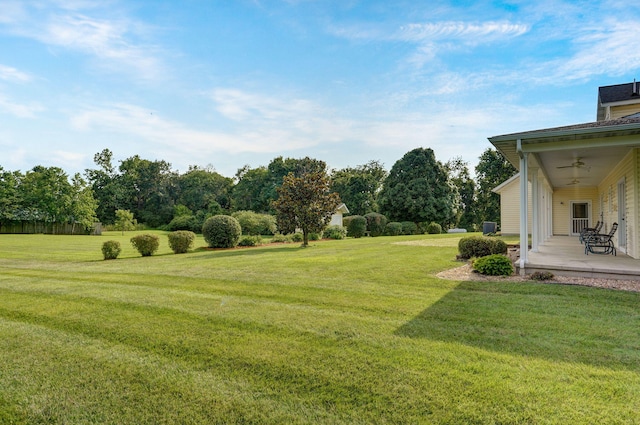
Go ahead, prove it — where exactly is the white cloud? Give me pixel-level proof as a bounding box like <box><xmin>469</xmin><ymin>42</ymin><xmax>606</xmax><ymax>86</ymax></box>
<box><xmin>397</xmin><ymin>21</ymin><xmax>529</xmax><ymax>43</ymax></box>
<box><xmin>0</xmin><ymin>94</ymin><xmax>43</xmax><ymax>118</ymax></box>
<box><xmin>0</xmin><ymin>64</ymin><xmax>31</xmax><ymax>82</ymax></box>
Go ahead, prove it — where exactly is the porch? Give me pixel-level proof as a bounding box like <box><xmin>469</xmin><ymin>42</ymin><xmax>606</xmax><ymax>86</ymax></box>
<box><xmin>520</xmin><ymin>236</ymin><xmax>640</xmax><ymax>280</ymax></box>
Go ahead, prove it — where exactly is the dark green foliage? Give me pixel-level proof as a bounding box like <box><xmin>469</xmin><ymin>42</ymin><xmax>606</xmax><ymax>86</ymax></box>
<box><xmin>101</xmin><ymin>240</ymin><xmax>121</xmax><ymax>260</ymax></box>
<box><xmin>444</xmin><ymin>157</ymin><xmax>477</xmax><ymax>230</ymax></box>
<box><xmin>324</xmin><ymin>225</ymin><xmax>347</xmax><ymax>240</ymax></box>
<box><xmin>426</xmin><ymin>222</ymin><xmax>443</xmax><ymax>234</ymax></box>
<box><xmin>364</xmin><ymin>212</ymin><xmax>387</xmax><ymax>237</ymax></box>
<box><xmin>330</xmin><ymin>161</ymin><xmax>387</xmax><ymax>216</ymax></box>
<box><xmin>130</xmin><ymin>234</ymin><xmax>160</xmax><ymax>257</ymax></box>
<box><xmin>167</xmin><ymin>231</ymin><xmax>196</xmax><ymax>254</ymax></box>
<box><xmin>347</xmin><ymin>215</ymin><xmax>367</xmax><ymax>238</ymax></box>
<box><xmin>458</xmin><ymin>236</ymin><xmax>507</xmax><ymax>259</ymax></box>
<box><xmin>472</xmin><ymin>254</ymin><xmax>514</xmax><ymax>276</ymax></box>
<box><xmin>530</xmin><ymin>271</ymin><xmax>555</xmax><ymax>281</ymax></box>
<box><xmin>202</xmin><ymin>215</ymin><xmax>242</xmax><ymax>248</ymax></box>
<box><xmin>475</xmin><ymin>148</ymin><xmax>517</xmax><ymax>228</ymax></box>
<box><xmin>290</xmin><ymin>233</ymin><xmax>304</xmax><ymax>243</ymax></box>
<box><xmin>401</xmin><ymin>221</ymin><xmax>418</xmax><ymax>235</ymax></box>
<box><xmin>308</xmin><ymin>232</ymin><xmax>322</xmax><ymax>241</ymax></box>
<box><xmin>270</xmin><ymin>233</ymin><xmax>290</xmax><ymax>243</ymax></box>
<box><xmin>232</xmin><ymin>210</ymin><xmax>277</xmax><ymax>235</ymax></box>
<box><xmin>272</xmin><ymin>164</ymin><xmax>341</xmax><ymax>246</ymax></box>
<box><xmin>378</xmin><ymin>148</ymin><xmax>457</xmax><ymax>224</ymax></box>
<box><xmin>238</xmin><ymin>235</ymin><xmax>263</xmax><ymax>247</ymax></box>
<box><xmin>385</xmin><ymin>222</ymin><xmax>403</xmax><ymax>236</ymax></box>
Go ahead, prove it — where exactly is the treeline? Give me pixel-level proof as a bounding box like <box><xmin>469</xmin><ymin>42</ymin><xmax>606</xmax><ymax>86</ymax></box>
<box><xmin>0</xmin><ymin>147</ymin><xmax>516</xmax><ymax>233</ymax></box>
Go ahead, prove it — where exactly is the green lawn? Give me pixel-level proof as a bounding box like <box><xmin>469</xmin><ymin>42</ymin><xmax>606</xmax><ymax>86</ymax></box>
<box><xmin>1</xmin><ymin>231</ymin><xmax>639</xmax><ymax>424</ymax></box>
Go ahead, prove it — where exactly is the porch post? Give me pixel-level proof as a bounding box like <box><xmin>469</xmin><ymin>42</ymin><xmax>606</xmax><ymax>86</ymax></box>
<box><xmin>531</xmin><ymin>167</ymin><xmax>539</xmax><ymax>252</ymax></box>
<box><xmin>517</xmin><ymin>139</ymin><xmax>528</xmax><ymax>274</ymax></box>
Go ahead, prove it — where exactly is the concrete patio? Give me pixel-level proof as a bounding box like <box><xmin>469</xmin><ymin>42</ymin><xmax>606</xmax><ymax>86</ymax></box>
<box><xmin>520</xmin><ymin>236</ymin><xmax>640</xmax><ymax>280</ymax></box>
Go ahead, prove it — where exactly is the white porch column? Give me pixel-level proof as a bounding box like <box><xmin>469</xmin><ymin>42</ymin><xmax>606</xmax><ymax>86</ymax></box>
<box><xmin>530</xmin><ymin>167</ymin><xmax>539</xmax><ymax>252</ymax></box>
<box><xmin>518</xmin><ymin>139</ymin><xmax>528</xmax><ymax>273</ymax></box>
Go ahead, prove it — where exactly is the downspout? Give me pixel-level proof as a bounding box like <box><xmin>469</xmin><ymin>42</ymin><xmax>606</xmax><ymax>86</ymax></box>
<box><xmin>517</xmin><ymin>139</ymin><xmax>528</xmax><ymax>275</ymax></box>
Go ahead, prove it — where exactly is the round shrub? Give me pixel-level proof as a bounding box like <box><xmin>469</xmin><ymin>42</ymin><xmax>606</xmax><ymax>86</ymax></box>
<box><xmin>458</xmin><ymin>236</ymin><xmax>493</xmax><ymax>259</ymax></box>
<box><xmin>385</xmin><ymin>222</ymin><xmax>403</xmax><ymax>236</ymax></box>
<box><xmin>324</xmin><ymin>225</ymin><xmax>347</xmax><ymax>240</ymax></box>
<box><xmin>426</xmin><ymin>222</ymin><xmax>442</xmax><ymax>234</ymax></box>
<box><xmin>290</xmin><ymin>232</ymin><xmax>304</xmax><ymax>243</ymax></box>
<box><xmin>490</xmin><ymin>238</ymin><xmax>508</xmax><ymax>255</ymax></box>
<box><xmin>347</xmin><ymin>215</ymin><xmax>367</xmax><ymax>238</ymax></box>
<box><xmin>130</xmin><ymin>234</ymin><xmax>160</xmax><ymax>257</ymax></box>
<box><xmin>101</xmin><ymin>240</ymin><xmax>121</xmax><ymax>260</ymax></box>
<box><xmin>238</xmin><ymin>235</ymin><xmax>263</xmax><ymax>247</ymax></box>
<box><xmin>472</xmin><ymin>254</ymin><xmax>514</xmax><ymax>276</ymax></box>
<box><xmin>202</xmin><ymin>215</ymin><xmax>242</xmax><ymax>248</ymax></box>
<box><xmin>167</xmin><ymin>230</ymin><xmax>196</xmax><ymax>254</ymax></box>
<box><xmin>270</xmin><ymin>233</ymin><xmax>290</xmax><ymax>243</ymax></box>
<box><xmin>232</xmin><ymin>210</ymin><xmax>277</xmax><ymax>235</ymax></box>
<box><xmin>308</xmin><ymin>232</ymin><xmax>322</xmax><ymax>241</ymax></box>
<box><xmin>401</xmin><ymin>221</ymin><xmax>419</xmax><ymax>235</ymax></box>
<box><xmin>166</xmin><ymin>215</ymin><xmax>199</xmax><ymax>232</ymax></box>
<box><xmin>529</xmin><ymin>271</ymin><xmax>554</xmax><ymax>281</ymax></box>
<box><xmin>364</xmin><ymin>213</ymin><xmax>387</xmax><ymax>237</ymax></box>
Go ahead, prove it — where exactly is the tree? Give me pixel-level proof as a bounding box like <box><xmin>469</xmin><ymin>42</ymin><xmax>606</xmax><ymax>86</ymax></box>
<box><xmin>85</xmin><ymin>149</ymin><xmax>128</xmax><ymax>225</ymax></box>
<box><xmin>475</xmin><ymin>148</ymin><xmax>517</xmax><ymax>227</ymax></box>
<box><xmin>177</xmin><ymin>166</ymin><xmax>232</xmax><ymax>214</ymax></box>
<box><xmin>20</xmin><ymin>166</ymin><xmax>74</xmax><ymax>227</ymax></box>
<box><xmin>272</xmin><ymin>170</ymin><xmax>340</xmax><ymax>247</ymax></box>
<box><xmin>232</xmin><ymin>165</ymin><xmax>272</xmax><ymax>212</ymax></box>
<box><xmin>378</xmin><ymin>148</ymin><xmax>457</xmax><ymax>226</ymax></box>
<box><xmin>114</xmin><ymin>209</ymin><xmax>137</xmax><ymax>234</ymax></box>
<box><xmin>444</xmin><ymin>157</ymin><xmax>476</xmax><ymax>231</ymax></box>
<box><xmin>0</xmin><ymin>167</ymin><xmax>22</xmax><ymax>227</ymax></box>
<box><xmin>330</xmin><ymin>160</ymin><xmax>387</xmax><ymax>216</ymax></box>
<box><xmin>69</xmin><ymin>173</ymin><xmax>99</xmax><ymax>232</ymax></box>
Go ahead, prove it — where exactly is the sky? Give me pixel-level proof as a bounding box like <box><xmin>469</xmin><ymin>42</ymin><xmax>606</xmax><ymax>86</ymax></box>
<box><xmin>1</xmin><ymin>0</ymin><xmax>640</xmax><ymax>179</ymax></box>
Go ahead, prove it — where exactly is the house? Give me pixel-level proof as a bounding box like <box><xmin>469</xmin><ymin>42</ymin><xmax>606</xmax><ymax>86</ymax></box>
<box><xmin>488</xmin><ymin>81</ymin><xmax>640</xmax><ymax>274</ymax></box>
<box><xmin>491</xmin><ymin>173</ymin><xmax>532</xmax><ymax>235</ymax></box>
<box><xmin>329</xmin><ymin>203</ymin><xmax>349</xmax><ymax>227</ymax></box>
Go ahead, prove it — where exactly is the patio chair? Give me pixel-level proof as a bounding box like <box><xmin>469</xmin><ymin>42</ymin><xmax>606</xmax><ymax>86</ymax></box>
<box><xmin>579</xmin><ymin>220</ymin><xmax>602</xmax><ymax>244</ymax></box>
<box><xmin>584</xmin><ymin>222</ymin><xmax>618</xmax><ymax>256</ymax></box>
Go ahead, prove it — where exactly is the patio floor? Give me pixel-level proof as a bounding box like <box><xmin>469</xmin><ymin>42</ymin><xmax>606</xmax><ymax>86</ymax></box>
<box><xmin>521</xmin><ymin>236</ymin><xmax>640</xmax><ymax>280</ymax></box>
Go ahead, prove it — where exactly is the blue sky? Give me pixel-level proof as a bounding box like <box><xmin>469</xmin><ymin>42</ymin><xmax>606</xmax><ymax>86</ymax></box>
<box><xmin>1</xmin><ymin>0</ymin><xmax>640</xmax><ymax>178</ymax></box>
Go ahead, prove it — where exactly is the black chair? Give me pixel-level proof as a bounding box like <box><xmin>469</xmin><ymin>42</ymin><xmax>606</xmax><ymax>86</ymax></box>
<box><xmin>579</xmin><ymin>221</ymin><xmax>602</xmax><ymax>244</ymax></box>
<box><xmin>585</xmin><ymin>222</ymin><xmax>618</xmax><ymax>256</ymax></box>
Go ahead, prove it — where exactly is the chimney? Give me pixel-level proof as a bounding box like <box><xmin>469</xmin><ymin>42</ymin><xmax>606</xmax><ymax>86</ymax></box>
<box><xmin>633</xmin><ymin>79</ymin><xmax>639</xmax><ymax>96</ymax></box>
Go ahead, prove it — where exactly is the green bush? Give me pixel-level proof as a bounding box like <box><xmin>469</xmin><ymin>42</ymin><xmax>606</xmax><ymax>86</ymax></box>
<box><xmin>324</xmin><ymin>225</ymin><xmax>347</xmax><ymax>240</ymax></box>
<box><xmin>232</xmin><ymin>210</ymin><xmax>277</xmax><ymax>235</ymax></box>
<box><xmin>270</xmin><ymin>233</ymin><xmax>290</xmax><ymax>243</ymax></box>
<box><xmin>130</xmin><ymin>234</ymin><xmax>160</xmax><ymax>257</ymax></box>
<box><xmin>167</xmin><ymin>230</ymin><xmax>196</xmax><ymax>254</ymax></box>
<box><xmin>238</xmin><ymin>235</ymin><xmax>263</xmax><ymax>247</ymax></box>
<box><xmin>426</xmin><ymin>222</ymin><xmax>442</xmax><ymax>234</ymax></box>
<box><xmin>166</xmin><ymin>215</ymin><xmax>199</xmax><ymax>232</ymax></box>
<box><xmin>347</xmin><ymin>215</ymin><xmax>367</xmax><ymax>238</ymax></box>
<box><xmin>401</xmin><ymin>221</ymin><xmax>419</xmax><ymax>235</ymax></box>
<box><xmin>458</xmin><ymin>236</ymin><xmax>507</xmax><ymax>259</ymax></box>
<box><xmin>472</xmin><ymin>254</ymin><xmax>514</xmax><ymax>276</ymax></box>
<box><xmin>101</xmin><ymin>240</ymin><xmax>121</xmax><ymax>260</ymax></box>
<box><xmin>529</xmin><ymin>271</ymin><xmax>554</xmax><ymax>281</ymax></box>
<box><xmin>290</xmin><ymin>233</ymin><xmax>304</xmax><ymax>243</ymax></box>
<box><xmin>202</xmin><ymin>215</ymin><xmax>242</xmax><ymax>248</ymax></box>
<box><xmin>308</xmin><ymin>232</ymin><xmax>322</xmax><ymax>241</ymax></box>
<box><xmin>385</xmin><ymin>222</ymin><xmax>403</xmax><ymax>236</ymax></box>
<box><xmin>364</xmin><ymin>213</ymin><xmax>387</xmax><ymax>237</ymax></box>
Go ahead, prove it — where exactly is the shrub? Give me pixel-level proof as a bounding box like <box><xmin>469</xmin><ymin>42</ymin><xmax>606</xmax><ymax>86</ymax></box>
<box><xmin>426</xmin><ymin>222</ymin><xmax>442</xmax><ymax>234</ymax></box>
<box><xmin>324</xmin><ymin>225</ymin><xmax>347</xmax><ymax>240</ymax></box>
<box><xmin>166</xmin><ymin>215</ymin><xmax>199</xmax><ymax>232</ymax></box>
<box><xmin>472</xmin><ymin>254</ymin><xmax>514</xmax><ymax>276</ymax></box>
<box><xmin>270</xmin><ymin>233</ymin><xmax>290</xmax><ymax>243</ymax></box>
<box><xmin>290</xmin><ymin>233</ymin><xmax>304</xmax><ymax>243</ymax></box>
<box><xmin>238</xmin><ymin>235</ymin><xmax>263</xmax><ymax>247</ymax></box>
<box><xmin>130</xmin><ymin>234</ymin><xmax>160</xmax><ymax>257</ymax></box>
<box><xmin>401</xmin><ymin>221</ymin><xmax>419</xmax><ymax>235</ymax></box>
<box><xmin>458</xmin><ymin>236</ymin><xmax>507</xmax><ymax>259</ymax></box>
<box><xmin>308</xmin><ymin>232</ymin><xmax>322</xmax><ymax>241</ymax></box>
<box><xmin>529</xmin><ymin>271</ymin><xmax>554</xmax><ymax>281</ymax></box>
<box><xmin>202</xmin><ymin>215</ymin><xmax>242</xmax><ymax>248</ymax></box>
<box><xmin>101</xmin><ymin>240</ymin><xmax>121</xmax><ymax>260</ymax></box>
<box><xmin>167</xmin><ymin>230</ymin><xmax>196</xmax><ymax>254</ymax></box>
<box><xmin>364</xmin><ymin>213</ymin><xmax>387</xmax><ymax>237</ymax></box>
<box><xmin>232</xmin><ymin>210</ymin><xmax>277</xmax><ymax>235</ymax></box>
<box><xmin>347</xmin><ymin>215</ymin><xmax>367</xmax><ymax>238</ymax></box>
<box><xmin>385</xmin><ymin>222</ymin><xmax>403</xmax><ymax>236</ymax></box>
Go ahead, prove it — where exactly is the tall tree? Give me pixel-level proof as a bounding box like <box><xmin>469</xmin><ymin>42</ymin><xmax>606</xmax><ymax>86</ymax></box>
<box><xmin>69</xmin><ymin>173</ymin><xmax>99</xmax><ymax>232</ymax></box>
<box><xmin>378</xmin><ymin>148</ymin><xmax>457</xmax><ymax>226</ymax></box>
<box><xmin>232</xmin><ymin>165</ymin><xmax>272</xmax><ymax>213</ymax></box>
<box><xmin>85</xmin><ymin>149</ymin><xmax>127</xmax><ymax>224</ymax></box>
<box><xmin>330</xmin><ymin>160</ymin><xmax>387</xmax><ymax>216</ymax></box>
<box><xmin>475</xmin><ymin>148</ymin><xmax>517</xmax><ymax>227</ymax></box>
<box><xmin>272</xmin><ymin>169</ymin><xmax>340</xmax><ymax>247</ymax></box>
<box><xmin>177</xmin><ymin>166</ymin><xmax>233</xmax><ymax>214</ymax></box>
<box><xmin>444</xmin><ymin>157</ymin><xmax>476</xmax><ymax>230</ymax></box>
<box><xmin>0</xmin><ymin>167</ymin><xmax>22</xmax><ymax>226</ymax></box>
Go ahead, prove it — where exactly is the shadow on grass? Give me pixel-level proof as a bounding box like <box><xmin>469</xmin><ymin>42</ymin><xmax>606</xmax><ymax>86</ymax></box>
<box><xmin>191</xmin><ymin>244</ymin><xmax>307</xmax><ymax>259</ymax></box>
<box><xmin>396</xmin><ymin>280</ymin><xmax>640</xmax><ymax>371</ymax></box>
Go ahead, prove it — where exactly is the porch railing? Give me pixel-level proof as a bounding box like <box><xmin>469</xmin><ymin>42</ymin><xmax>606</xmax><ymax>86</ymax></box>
<box><xmin>572</xmin><ymin>218</ymin><xmax>589</xmax><ymax>235</ymax></box>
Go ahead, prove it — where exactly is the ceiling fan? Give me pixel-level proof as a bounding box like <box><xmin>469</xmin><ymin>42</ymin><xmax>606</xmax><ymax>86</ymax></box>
<box><xmin>567</xmin><ymin>179</ymin><xmax>580</xmax><ymax>185</ymax></box>
<box><xmin>557</xmin><ymin>158</ymin><xmax>587</xmax><ymax>169</ymax></box>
